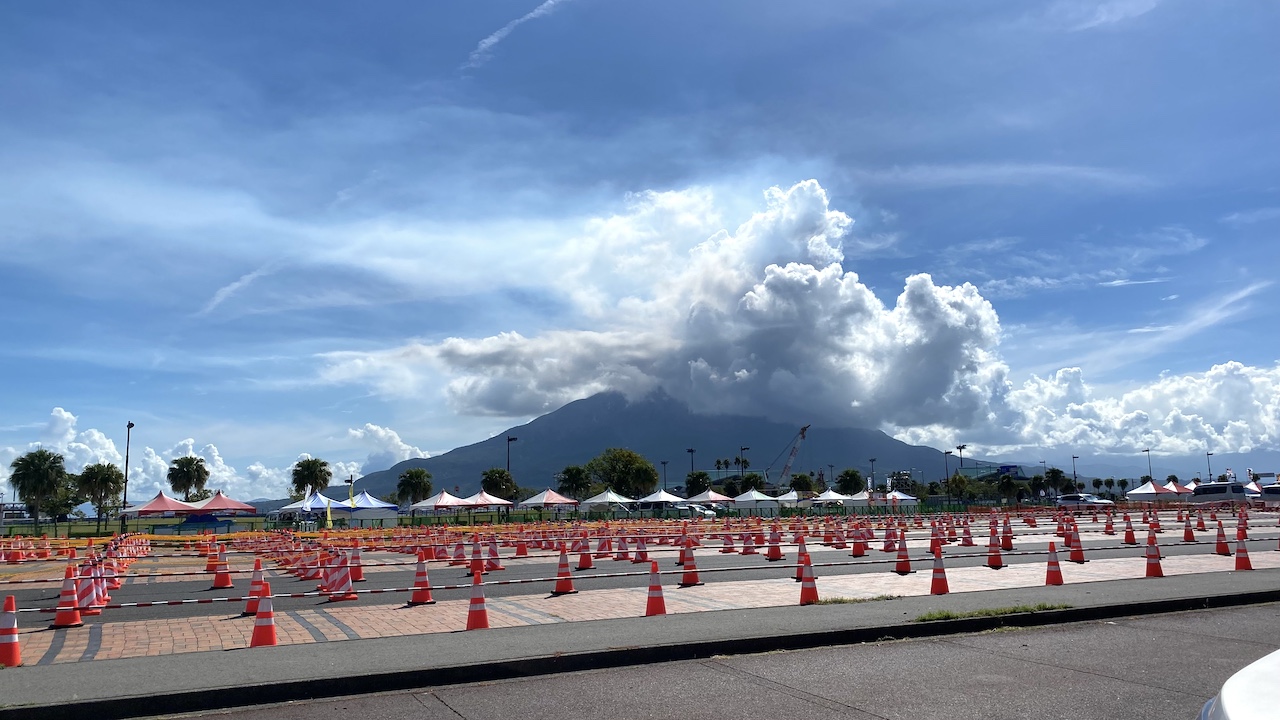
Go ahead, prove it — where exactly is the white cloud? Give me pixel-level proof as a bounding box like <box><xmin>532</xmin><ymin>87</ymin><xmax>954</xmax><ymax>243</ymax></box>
<box><xmin>849</xmin><ymin>163</ymin><xmax>1152</xmax><ymax>190</ymax></box>
<box><xmin>465</xmin><ymin>0</ymin><xmax>579</xmax><ymax>69</ymax></box>
<box><xmin>346</xmin><ymin>423</ymin><xmax>429</xmax><ymax>473</ymax></box>
<box><xmin>1221</xmin><ymin>207</ymin><xmax>1280</xmax><ymax>226</ymax></box>
<box><xmin>1046</xmin><ymin>0</ymin><xmax>1163</xmax><ymax>31</ymax></box>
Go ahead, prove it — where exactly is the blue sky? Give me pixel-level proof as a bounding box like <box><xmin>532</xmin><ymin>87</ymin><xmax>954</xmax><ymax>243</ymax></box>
<box><xmin>3</xmin><ymin>0</ymin><xmax>1279</xmax><ymax>500</ymax></box>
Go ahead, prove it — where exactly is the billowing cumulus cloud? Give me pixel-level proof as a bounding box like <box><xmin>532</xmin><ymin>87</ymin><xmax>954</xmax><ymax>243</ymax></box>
<box><xmin>0</xmin><ymin>409</ymin><xmax>424</xmax><ymax>502</ymax></box>
<box><xmin>316</xmin><ymin>179</ymin><xmax>1280</xmax><ymax>459</ymax></box>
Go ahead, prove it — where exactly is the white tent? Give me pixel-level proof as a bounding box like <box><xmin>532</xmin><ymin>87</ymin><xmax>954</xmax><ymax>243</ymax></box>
<box><xmin>324</xmin><ymin>491</ymin><xmax>398</xmax><ymax>526</ymax></box>
<box><xmin>885</xmin><ymin>490</ymin><xmax>919</xmax><ymax>506</ymax></box>
<box><xmin>686</xmin><ymin>489</ymin><xmax>734</xmax><ymax>504</ymax></box>
<box><xmin>518</xmin><ymin>489</ymin><xmax>579</xmax><ymax>507</ymax></box>
<box><xmin>773</xmin><ymin>490</ymin><xmax>802</xmax><ymax>507</ymax></box>
<box><xmin>1162</xmin><ymin>481</ymin><xmax>1192</xmax><ymax>496</ymax></box>
<box><xmin>278</xmin><ymin>492</ymin><xmax>331</xmax><ymax>513</ymax></box>
<box><xmin>730</xmin><ymin>489</ymin><xmax>778</xmax><ymax>515</ymax></box>
<box><xmin>636</xmin><ymin>489</ymin><xmax>686</xmax><ymax>504</ymax></box>
<box><xmin>410</xmin><ymin>490</ymin><xmax>468</xmax><ymax>511</ymax></box>
<box><xmin>813</xmin><ymin>489</ymin><xmax>852</xmax><ymax>502</ymax></box>
<box><xmin>845</xmin><ymin>490</ymin><xmax>871</xmax><ymax>508</ymax></box>
<box><xmin>462</xmin><ymin>490</ymin><xmax>513</xmax><ymax>508</ymax></box>
<box><xmin>580</xmin><ymin>489</ymin><xmax>636</xmax><ymax>508</ymax></box>
<box><xmin>1126</xmin><ymin>480</ymin><xmax>1180</xmax><ymax>502</ymax></box>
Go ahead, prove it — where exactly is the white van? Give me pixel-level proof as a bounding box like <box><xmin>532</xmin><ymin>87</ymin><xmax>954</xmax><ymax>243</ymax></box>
<box><xmin>1259</xmin><ymin>484</ymin><xmax>1280</xmax><ymax>509</ymax></box>
<box><xmin>1188</xmin><ymin>482</ymin><xmax>1252</xmax><ymax>507</ymax></box>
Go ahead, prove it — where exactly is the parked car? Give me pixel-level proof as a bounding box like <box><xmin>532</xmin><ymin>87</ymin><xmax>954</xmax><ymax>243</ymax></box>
<box><xmin>1199</xmin><ymin>647</ymin><xmax>1280</xmax><ymax>719</ymax></box>
<box><xmin>1259</xmin><ymin>484</ymin><xmax>1280</xmax><ymax>509</ymax></box>
<box><xmin>673</xmin><ymin>504</ymin><xmax>717</xmax><ymax>518</ymax></box>
<box><xmin>1054</xmin><ymin>493</ymin><xmax>1114</xmax><ymax>511</ymax></box>
<box><xmin>1188</xmin><ymin>482</ymin><xmax>1253</xmax><ymax>508</ymax></box>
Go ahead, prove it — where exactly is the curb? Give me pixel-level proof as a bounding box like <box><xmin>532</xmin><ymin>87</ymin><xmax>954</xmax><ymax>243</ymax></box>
<box><xmin>6</xmin><ymin>587</ymin><xmax>1280</xmax><ymax>720</ymax></box>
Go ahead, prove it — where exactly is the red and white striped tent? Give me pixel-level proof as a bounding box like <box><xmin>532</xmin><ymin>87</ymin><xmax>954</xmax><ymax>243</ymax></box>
<box><xmin>518</xmin><ymin>489</ymin><xmax>579</xmax><ymax>507</ymax></box>
<box><xmin>126</xmin><ymin>491</ymin><xmax>199</xmax><ymax>516</ymax></box>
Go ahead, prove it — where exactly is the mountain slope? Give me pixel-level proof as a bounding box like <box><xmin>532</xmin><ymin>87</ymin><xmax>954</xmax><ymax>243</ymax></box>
<box><xmin>354</xmin><ymin>391</ymin><xmax>956</xmax><ymax>499</ymax></box>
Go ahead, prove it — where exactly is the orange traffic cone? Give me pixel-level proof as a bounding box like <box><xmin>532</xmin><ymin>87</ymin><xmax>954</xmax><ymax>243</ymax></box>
<box><xmin>551</xmin><ymin>545</ymin><xmax>577</xmax><ymax>596</ymax></box>
<box><xmin>1234</xmin><ymin>538</ymin><xmax>1253</xmax><ymax>571</ymax></box>
<box><xmin>349</xmin><ymin>546</ymin><xmax>366</xmax><ymax>582</ymax></box>
<box><xmin>679</xmin><ymin>541</ymin><xmax>703</xmax><ymax>587</ymax></box>
<box><xmin>249</xmin><ymin>581</ymin><xmax>278</xmax><ymax>648</ymax></box>
<box><xmin>326</xmin><ymin>555</ymin><xmax>358</xmax><ymax>602</ymax></box>
<box><xmin>51</xmin><ymin>565</ymin><xmax>83</xmax><ymax>628</ymax></box>
<box><xmin>77</xmin><ymin>564</ymin><xmax>101</xmax><ymax>616</ymax></box>
<box><xmin>645</xmin><ymin>561</ymin><xmax>666</xmax><ymax>616</ymax></box>
<box><xmin>1215</xmin><ymin>521</ymin><xmax>1231</xmax><ymax>555</ymax></box>
<box><xmin>798</xmin><ymin>557</ymin><xmax>819</xmax><ymax>605</ymax></box>
<box><xmin>929</xmin><ymin>549</ymin><xmax>949</xmax><ymax>595</ymax></box>
<box><xmin>465</xmin><ymin>572</ymin><xmax>489</xmax><ymax>630</ymax></box>
<box><xmin>1123</xmin><ymin>515</ymin><xmax>1137</xmax><ymax>545</ymax></box>
<box><xmin>211</xmin><ymin>544</ymin><xmax>234</xmax><ymax>590</ymax></box>
<box><xmin>893</xmin><ymin>536</ymin><xmax>912</xmax><ymax>575</ymax></box>
<box><xmin>408</xmin><ymin>551</ymin><xmax>436</xmax><ymax>605</ymax></box>
<box><xmin>765</xmin><ymin>530</ymin><xmax>785</xmax><ymax>561</ymax></box>
<box><xmin>1183</xmin><ymin>515</ymin><xmax>1195</xmax><ymax>543</ymax></box>
<box><xmin>986</xmin><ymin>536</ymin><xmax>1004</xmax><ymax>570</ymax></box>
<box><xmin>1068</xmin><ymin>525</ymin><xmax>1087</xmax><ymax>564</ymax></box>
<box><xmin>243</xmin><ymin>558</ymin><xmax>265</xmax><ymax>616</ymax></box>
<box><xmin>0</xmin><ymin>596</ymin><xmax>19</xmax><ymax>668</ymax></box>
<box><xmin>1144</xmin><ymin>541</ymin><xmax>1164</xmax><ymax>578</ymax></box>
<box><xmin>1045</xmin><ymin>542</ymin><xmax>1064</xmax><ymax>585</ymax></box>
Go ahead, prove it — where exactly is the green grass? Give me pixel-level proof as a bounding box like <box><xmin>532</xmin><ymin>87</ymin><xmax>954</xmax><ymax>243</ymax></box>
<box><xmin>913</xmin><ymin>603</ymin><xmax>1072</xmax><ymax>622</ymax></box>
<box><xmin>814</xmin><ymin>594</ymin><xmax>901</xmax><ymax>605</ymax></box>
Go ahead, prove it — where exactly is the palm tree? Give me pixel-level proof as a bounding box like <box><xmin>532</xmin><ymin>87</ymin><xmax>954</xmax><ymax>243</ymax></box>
<box><xmin>1091</xmin><ymin>478</ymin><xmax>1103</xmax><ymax>494</ymax></box>
<box><xmin>1104</xmin><ymin>478</ymin><xmax>1115</xmax><ymax>497</ymax></box>
<box><xmin>291</xmin><ymin>458</ymin><xmax>332</xmax><ymax>498</ymax></box>
<box><xmin>997</xmin><ymin>473</ymin><xmax>1020</xmax><ymax>503</ymax></box>
<box><xmin>78</xmin><ymin>462</ymin><xmax>126</xmax><ymax>533</ymax></box>
<box><xmin>714</xmin><ymin>459</ymin><xmax>724</xmax><ymax>478</ymax></box>
<box><xmin>481</xmin><ymin>467</ymin><xmax>518</xmax><ymax>501</ymax></box>
<box><xmin>396</xmin><ymin>467</ymin><xmax>433</xmax><ymax>505</ymax></box>
<box><xmin>1118</xmin><ymin>478</ymin><xmax>1129</xmax><ymax>494</ymax></box>
<box><xmin>556</xmin><ymin>465</ymin><xmax>591</xmax><ymax>500</ymax></box>
<box><xmin>167</xmin><ymin>456</ymin><xmax>210</xmax><ymax>501</ymax></box>
<box><xmin>9</xmin><ymin>449</ymin><xmax>66</xmax><ymax>535</ymax></box>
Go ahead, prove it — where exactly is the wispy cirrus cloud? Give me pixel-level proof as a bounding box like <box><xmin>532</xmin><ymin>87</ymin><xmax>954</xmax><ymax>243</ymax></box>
<box><xmin>465</xmin><ymin>0</ymin><xmax>580</xmax><ymax>69</ymax></box>
<box><xmin>1046</xmin><ymin>0</ymin><xmax>1163</xmax><ymax>32</ymax></box>
<box><xmin>1221</xmin><ymin>207</ymin><xmax>1280</xmax><ymax>227</ymax></box>
<box><xmin>1098</xmin><ymin>278</ymin><xmax>1168</xmax><ymax>287</ymax></box>
<box><xmin>850</xmin><ymin>162</ymin><xmax>1152</xmax><ymax>190</ymax></box>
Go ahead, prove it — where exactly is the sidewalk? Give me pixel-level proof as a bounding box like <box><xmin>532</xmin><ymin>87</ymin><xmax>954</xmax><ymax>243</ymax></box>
<box><xmin>2</xmin><ymin>561</ymin><xmax>1278</xmax><ymax>720</ymax></box>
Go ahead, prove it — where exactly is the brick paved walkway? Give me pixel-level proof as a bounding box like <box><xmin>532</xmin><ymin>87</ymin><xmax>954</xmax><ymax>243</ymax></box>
<box><xmin>12</xmin><ymin>547</ymin><xmax>1280</xmax><ymax>665</ymax></box>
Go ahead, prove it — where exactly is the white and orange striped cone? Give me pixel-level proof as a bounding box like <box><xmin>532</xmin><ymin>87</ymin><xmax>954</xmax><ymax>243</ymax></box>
<box><xmin>349</xmin><ymin>546</ymin><xmax>366</xmax><ymax>582</ymax></box>
<box><xmin>1144</xmin><ymin>540</ymin><xmax>1164</xmax><ymax>578</ymax></box>
<box><xmin>1146</xmin><ymin>528</ymin><xmax>1162</xmax><ymax>559</ymax></box>
<box><xmin>986</xmin><ymin>529</ymin><xmax>1004</xmax><ymax>569</ymax></box>
<box><xmin>882</xmin><ymin>526</ymin><xmax>898</xmax><ymax>553</ymax></box>
<box><xmin>0</xmin><ymin>596</ymin><xmax>18</xmax><ymax>667</ymax></box>
<box><xmin>794</xmin><ymin>536</ymin><xmax>809</xmax><ymax>582</ymax></box>
<box><xmin>576</xmin><ymin>545</ymin><xmax>595</xmax><ymax>571</ymax></box>
<box><xmin>798</xmin><ymin>556</ymin><xmax>819</xmax><ymax>605</ymax></box>
<box><xmin>465</xmin><ymin>572</ymin><xmax>489</xmax><ymax>630</ymax></box>
<box><xmin>485</xmin><ymin>540</ymin><xmax>506</xmax><ymax>572</ymax></box>
<box><xmin>765</xmin><ymin>530</ymin><xmax>785</xmax><ymax>561</ymax></box>
<box><xmin>469</xmin><ymin>539</ymin><xmax>486</xmax><ymax>576</ymax></box>
<box><xmin>679</xmin><ymin>540</ymin><xmax>703</xmax><ymax>587</ymax></box>
<box><xmin>211</xmin><ymin>544</ymin><xmax>234</xmax><ymax>590</ymax></box>
<box><xmin>614</xmin><ymin>536</ymin><xmax>631</xmax><ymax>561</ymax></box>
<box><xmin>551</xmin><ymin>545</ymin><xmax>577</xmax><ymax>595</ymax></box>
<box><xmin>959</xmin><ymin>521</ymin><xmax>975</xmax><ymax>547</ymax></box>
<box><xmin>741</xmin><ymin>533</ymin><xmax>758</xmax><ymax>556</ymax></box>
<box><xmin>204</xmin><ymin>545</ymin><xmax>219</xmax><ymax>573</ymax></box>
<box><xmin>243</xmin><ymin>558</ymin><xmax>265</xmax><ymax>616</ymax></box>
<box><xmin>514</xmin><ymin>539</ymin><xmax>529</xmax><ymax>558</ymax></box>
<box><xmin>893</xmin><ymin>536</ymin><xmax>912</xmax><ymax>575</ymax></box>
<box><xmin>849</xmin><ymin>527</ymin><xmax>866</xmax><ymax>558</ymax></box>
<box><xmin>929</xmin><ymin>548</ymin><xmax>949</xmax><ymax>595</ymax></box>
<box><xmin>1068</xmin><ymin>525</ymin><xmax>1087</xmax><ymax>564</ymax></box>
<box><xmin>326</xmin><ymin>555</ymin><xmax>358</xmax><ymax>602</ymax></box>
<box><xmin>720</xmin><ymin>533</ymin><xmax>736</xmax><ymax>554</ymax></box>
<box><xmin>51</xmin><ymin>565</ymin><xmax>83</xmax><ymax>628</ymax></box>
<box><xmin>1183</xmin><ymin>514</ymin><xmax>1195</xmax><ymax>543</ymax></box>
<box><xmin>1103</xmin><ymin>513</ymin><xmax>1115</xmax><ymax>535</ymax></box>
<box><xmin>1045</xmin><ymin>541</ymin><xmax>1065</xmax><ymax>585</ymax></box>
<box><xmin>249</xmin><ymin>581</ymin><xmax>277</xmax><ymax>648</ymax></box>
<box><xmin>1234</xmin><ymin>538</ymin><xmax>1253</xmax><ymax>571</ymax></box>
<box><xmin>1215</xmin><ymin>521</ymin><xmax>1231</xmax><ymax>555</ymax></box>
<box><xmin>408</xmin><ymin>551</ymin><xmax>435</xmax><ymax>606</ymax></box>
<box><xmin>77</xmin><ymin>564</ymin><xmax>101</xmax><ymax>616</ymax></box>
<box><xmin>1122</xmin><ymin>515</ymin><xmax>1137</xmax><ymax>545</ymax></box>
<box><xmin>645</xmin><ymin>561</ymin><xmax>666</xmax><ymax>616</ymax></box>
<box><xmin>1196</xmin><ymin>510</ymin><xmax>1207</xmax><ymax>532</ymax></box>
<box><xmin>631</xmin><ymin>536</ymin><xmax>650</xmax><ymax>563</ymax></box>
<box><xmin>1000</xmin><ymin>517</ymin><xmax>1014</xmax><ymax>551</ymax></box>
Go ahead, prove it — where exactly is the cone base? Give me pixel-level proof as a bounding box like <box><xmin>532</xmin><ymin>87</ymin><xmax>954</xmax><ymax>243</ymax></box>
<box><xmin>326</xmin><ymin>594</ymin><xmax>358</xmax><ymax>602</ymax></box>
<box><xmin>405</xmin><ymin>600</ymin><xmax>437</xmax><ymax>607</ymax></box>
<box><xmin>678</xmin><ymin>582</ymin><xmax>705</xmax><ymax>587</ymax></box>
<box><xmin>550</xmin><ymin>590</ymin><xmax>578</xmax><ymax>596</ymax></box>
<box><xmin>50</xmin><ymin>620</ymin><xmax>84</xmax><ymax>629</ymax></box>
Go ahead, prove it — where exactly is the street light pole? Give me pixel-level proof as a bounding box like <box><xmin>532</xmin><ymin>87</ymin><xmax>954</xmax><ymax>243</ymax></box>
<box><xmin>1142</xmin><ymin>449</ymin><xmax>1153</xmax><ymax>482</ymax></box>
<box><xmin>1071</xmin><ymin>455</ymin><xmax>1080</xmax><ymax>487</ymax></box>
<box><xmin>943</xmin><ymin>450</ymin><xmax>953</xmax><ymax>481</ymax></box>
<box><xmin>124</xmin><ymin>421</ymin><xmax>135</xmax><ymax>510</ymax></box>
<box><xmin>955</xmin><ymin>444</ymin><xmax>966</xmax><ymax>469</ymax></box>
<box><xmin>1206</xmin><ymin>452</ymin><xmax>1214</xmax><ymax>482</ymax></box>
<box><xmin>869</xmin><ymin>458</ymin><xmax>877</xmax><ymax>491</ymax></box>
<box><xmin>506</xmin><ymin>436</ymin><xmax>518</xmax><ymax>473</ymax></box>
<box><xmin>660</xmin><ymin>461</ymin><xmax>668</xmax><ymax>491</ymax></box>
<box><xmin>686</xmin><ymin>448</ymin><xmax>696</xmax><ymax>475</ymax></box>
<box><xmin>828</xmin><ymin>463</ymin><xmax>834</xmax><ymax>488</ymax></box>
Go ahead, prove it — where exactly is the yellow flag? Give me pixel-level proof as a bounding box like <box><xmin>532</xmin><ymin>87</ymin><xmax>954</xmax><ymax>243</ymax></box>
<box><xmin>325</xmin><ymin>498</ymin><xmax>333</xmax><ymax>530</ymax></box>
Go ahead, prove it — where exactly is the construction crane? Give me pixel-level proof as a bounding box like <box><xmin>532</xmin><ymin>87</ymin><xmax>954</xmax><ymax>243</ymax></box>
<box><xmin>764</xmin><ymin>425</ymin><xmax>810</xmax><ymax>488</ymax></box>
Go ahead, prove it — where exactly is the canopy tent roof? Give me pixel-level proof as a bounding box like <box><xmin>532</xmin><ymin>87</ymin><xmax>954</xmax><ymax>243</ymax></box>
<box><xmin>130</xmin><ymin>491</ymin><xmax>199</xmax><ymax>516</ymax></box>
<box><xmin>580</xmin><ymin>489</ymin><xmax>637</xmax><ymax>506</ymax></box>
<box><xmin>847</xmin><ymin>490</ymin><xmax>871</xmax><ymax>501</ymax></box>
<box><xmin>886</xmin><ymin>490</ymin><xmax>918</xmax><ymax>502</ymax></box>
<box><xmin>346</xmin><ymin>490</ymin><xmax>398</xmax><ymax>509</ymax></box>
<box><xmin>410</xmin><ymin>490</ymin><xmax>468</xmax><ymax>510</ymax></box>
<box><xmin>1126</xmin><ymin>480</ymin><xmax>1176</xmax><ymax>497</ymax></box>
<box><xmin>1162</xmin><ymin>481</ymin><xmax>1193</xmax><ymax>495</ymax></box>
<box><xmin>278</xmin><ymin>492</ymin><xmax>330</xmax><ymax>513</ymax></box>
<box><xmin>191</xmin><ymin>490</ymin><xmax>256</xmax><ymax>513</ymax></box>
<box><xmin>636</xmin><ymin>489</ymin><xmax>685</xmax><ymax>504</ymax></box>
<box><xmin>685</xmin><ymin>489</ymin><xmax>734</xmax><ymax>503</ymax></box>
<box><xmin>518</xmin><ymin>489</ymin><xmax>579</xmax><ymax>507</ymax></box>
<box><xmin>732</xmin><ymin>489</ymin><xmax>777</xmax><ymax>503</ymax></box>
<box><xmin>773</xmin><ymin>490</ymin><xmax>801</xmax><ymax>502</ymax></box>
<box><xmin>813</xmin><ymin>489</ymin><xmax>852</xmax><ymax>501</ymax></box>
<box><xmin>462</xmin><ymin>490</ymin><xmax>513</xmax><ymax>507</ymax></box>
<box><xmin>1183</xmin><ymin>480</ymin><xmax>1199</xmax><ymax>491</ymax></box>
<box><xmin>1244</xmin><ymin>481</ymin><xmax>1262</xmax><ymax>493</ymax></box>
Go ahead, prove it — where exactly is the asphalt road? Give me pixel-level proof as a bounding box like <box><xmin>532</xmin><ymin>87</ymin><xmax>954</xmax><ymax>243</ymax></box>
<box><xmin>155</xmin><ymin>601</ymin><xmax>1280</xmax><ymax>720</ymax></box>
<box><xmin>5</xmin><ymin>526</ymin><xmax>1277</xmax><ymax>624</ymax></box>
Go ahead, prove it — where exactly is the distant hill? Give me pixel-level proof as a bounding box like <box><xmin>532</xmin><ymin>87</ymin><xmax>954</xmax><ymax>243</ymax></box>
<box><xmin>353</xmin><ymin>391</ymin><xmax>965</xmax><ymax>499</ymax></box>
